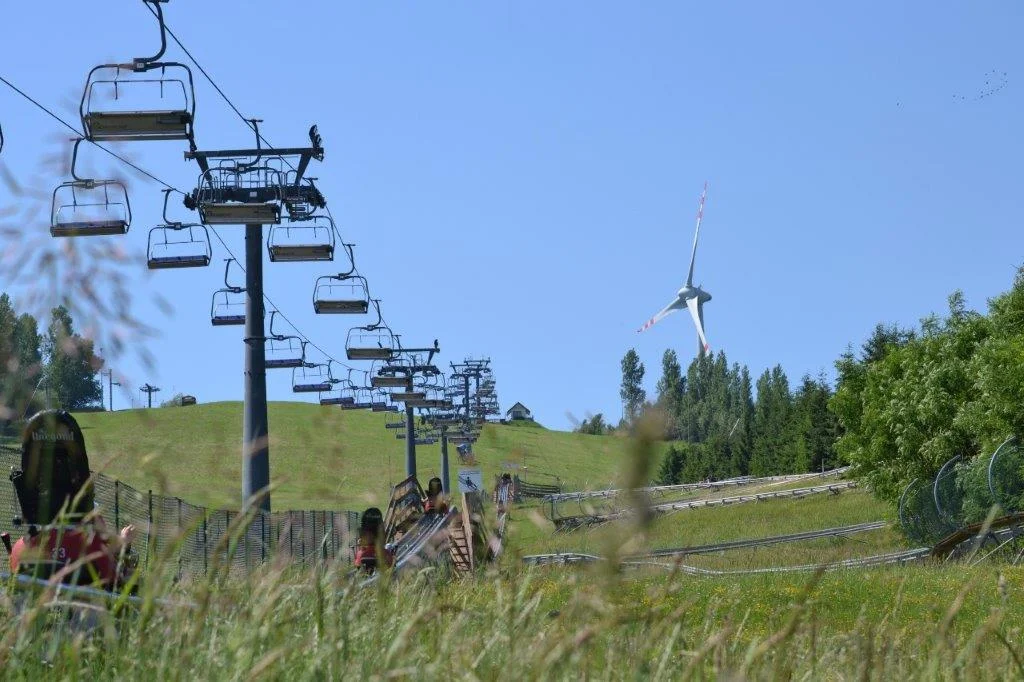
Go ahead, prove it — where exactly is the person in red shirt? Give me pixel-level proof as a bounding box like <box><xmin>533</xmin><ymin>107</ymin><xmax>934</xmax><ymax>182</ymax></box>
<box><xmin>353</xmin><ymin>507</ymin><xmax>393</xmax><ymax>573</ymax></box>
<box><xmin>423</xmin><ymin>477</ymin><xmax>448</xmax><ymax>514</ymax></box>
<box><xmin>7</xmin><ymin>410</ymin><xmax>135</xmax><ymax>589</ymax></box>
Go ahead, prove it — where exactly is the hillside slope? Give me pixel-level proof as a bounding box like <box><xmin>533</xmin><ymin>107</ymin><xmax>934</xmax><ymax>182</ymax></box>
<box><xmin>73</xmin><ymin>402</ymin><xmax>658</xmax><ymax>510</ymax></box>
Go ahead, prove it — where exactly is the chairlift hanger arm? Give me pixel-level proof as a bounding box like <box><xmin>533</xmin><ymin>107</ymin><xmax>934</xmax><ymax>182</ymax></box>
<box><xmin>136</xmin><ymin>0</ymin><xmax>171</xmax><ymax>68</ymax></box>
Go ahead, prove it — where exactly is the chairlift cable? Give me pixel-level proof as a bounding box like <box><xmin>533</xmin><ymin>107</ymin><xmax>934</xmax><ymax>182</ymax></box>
<box><xmin>0</xmin><ymin>74</ymin><xmax>185</xmax><ymax>194</ymax></box>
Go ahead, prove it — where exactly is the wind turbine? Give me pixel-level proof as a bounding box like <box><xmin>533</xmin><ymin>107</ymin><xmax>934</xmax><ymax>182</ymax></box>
<box><xmin>637</xmin><ymin>182</ymin><xmax>712</xmax><ymax>357</ymax></box>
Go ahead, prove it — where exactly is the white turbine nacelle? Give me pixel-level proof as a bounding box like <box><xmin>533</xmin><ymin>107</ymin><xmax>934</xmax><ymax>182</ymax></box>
<box><xmin>637</xmin><ymin>183</ymin><xmax>713</xmax><ymax>356</ymax></box>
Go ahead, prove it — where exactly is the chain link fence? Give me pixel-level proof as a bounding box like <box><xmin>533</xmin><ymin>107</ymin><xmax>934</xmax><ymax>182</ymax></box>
<box><xmin>0</xmin><ymin>445</ymin><xmax>359</xmax><ymax>578</ymax></box>
<box><xmin>898</xmin><ymin>436</ymin><xmax>1024</xmax><ymax>545</ymax></box>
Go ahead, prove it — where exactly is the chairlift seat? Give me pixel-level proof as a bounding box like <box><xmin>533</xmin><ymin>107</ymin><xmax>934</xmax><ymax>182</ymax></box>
<box><xmin>268</xmin><ymin>243</ymin><xmax>334</xmax><ymax>263</ymax></box>
<box><xmin>347</xmin><ymin>347</ymin><xmax>394</xmax><ymax>361</ymax></box>
<box><xmin>84</xmin><ymin>110</ymin><xmax>192</xmax><ymax>142</ymax></box>
<box><xmin>371</xmin><ymin>402</ymin><xmax>389</xmax><ymax>412</ymax></box>
<box><xmin>50</xmin><ymin>219</ymin><xmax>129</xmax><ymax>238</ymax></box>
<box><xmin>148</xmin><ymin>253</ymin><xmax>211</xmax><ymax>269</ymax></box>
<box><xmin>320</xmin><ymin>396</ymin><xmax>355</xmax><ymax>406</ymax></box>
<box><xmin>293</xmin><ymin>381</ymin><xmax>333</xmax><ymax>393</ymax></box>
<box><xmin>371</xmin><ymin>376</ymin><xmax>410</xmax><ymax>389</ymax></box>
<box><xmin>385</xmin><ymin>421</ymin><xmax>407</xmax><ymax>429</ymax></box>
<box><xmin>266</xmin><ymin>357</ymin><xmax>305</xmax><ymax>370</ymax></box>
<box><xmin>199</xmin><ymin>202</ymin><xmax>281</xmax><ymax>225</ymax></box>
<box><xmin>211</xmin><ymin>314</ymin><xmax>245</xmax><ymax>326</ymax></box>
<box><xmin>390</xmin><ymin>391</ymin><xmax>426</xmax><ymax>402</ymax></box>
<box><xmin>314</xmin><ymin>299</ymin><xmax>369</xmax><ymax>315</ymax></box>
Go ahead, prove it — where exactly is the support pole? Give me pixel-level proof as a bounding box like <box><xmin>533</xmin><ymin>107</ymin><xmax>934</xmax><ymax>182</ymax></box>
<box><xmin>243</xmin><ymin>224</ymin><xmax>271</xmax><ymax>512</ymax></box>
<box><xmin>405</xmin><ymin>402</ymin><xmax>416</xmax><ymax>478</ymax></box>
<box><xmin>440</xmin><ymin>427</ymin><xmax>450</xmax><ymax>494</ymax></box>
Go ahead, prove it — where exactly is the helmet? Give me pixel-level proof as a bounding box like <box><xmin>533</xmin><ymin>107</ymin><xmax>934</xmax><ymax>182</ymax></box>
<box><xmin>12</xmin><ymin>410</ymin><xmax>93</xmax><ymax>525</ymax></box>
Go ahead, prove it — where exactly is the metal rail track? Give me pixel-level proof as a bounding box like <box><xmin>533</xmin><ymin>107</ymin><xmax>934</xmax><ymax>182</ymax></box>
<box><xmin>553</xmin><ymin>481</ymin><xmax>859</xmax><ymax>532</ymax></box>
<box><xmin>543</xmin><ymin>467</ymin><xmax>851</xmax><ymax>503</ymax></box>
<box><xmin>524</xmin><ymin>520</ymin><xmax>889</xmax><ymax>566</ymax></box>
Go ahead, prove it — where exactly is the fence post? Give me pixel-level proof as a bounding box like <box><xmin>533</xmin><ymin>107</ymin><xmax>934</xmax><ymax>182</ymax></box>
<box><xmin>146</xmin><ymin>489</ymin><xmax>153</xmax><ymax>568</ymax></box>
<box><xmin>330</xmin><ymin>510</ymin><xmax>336</xmax><ymax>559</ymax></box>
<box><xmin>202</xmin><ymin>511</ymin><xmax>208</xmax><ymax>575</ymax></box>
<box><xmin>261</xmin><ymin>512</ymin><xmax>266</xmax><ymax>563</ymax></box>
<box><xmin>114</xmin><ymin>480</ymin><xmax>120</xmax><ymax>530</ymax></box>
<box><xmin>224</xmin><ymin>509</ymin><xmax>230</xmax><ymax>568</ymax></box>
<box><xmin>244</xmin><ymin>511</ymin><xmax>250</xmax><ymax>572</ymax></box>
<box><xmin>177</xmin><ymin>497</ymin><xmax>183</xmax><ymax>582</ymax></box>
<box><xmin>301</xmin><ymin>511</ymin><xmax>307</xmax><ymax>563</ymax></box>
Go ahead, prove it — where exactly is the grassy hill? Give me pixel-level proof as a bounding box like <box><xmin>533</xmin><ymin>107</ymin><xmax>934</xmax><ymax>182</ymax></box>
<box><xmin>73</xmin><ymin>401</ymin><xmax>666</xmax><ymax>511</ymax></box>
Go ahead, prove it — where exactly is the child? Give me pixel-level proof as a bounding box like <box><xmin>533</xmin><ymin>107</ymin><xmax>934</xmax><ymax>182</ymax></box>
<box><xmin>8</xmin><ymin>410</ymin><xmax>136</xmax><ymax>590</ymax></box>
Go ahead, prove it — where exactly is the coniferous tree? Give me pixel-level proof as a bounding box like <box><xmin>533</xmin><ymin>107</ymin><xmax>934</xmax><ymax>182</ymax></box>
<box><xmin>619</xmin><ymin>349</ymin><xmax>646</xmax><ymax>424</ymax></box>
<box><xmin>655</xmin><ymin>349</ymin><xmax>684</xmax><ymax>438</ymax></box>
<box><xmin>656</xmin><ymin>445</ymin><xmax>685</xmax><ymax>484</ymax></box>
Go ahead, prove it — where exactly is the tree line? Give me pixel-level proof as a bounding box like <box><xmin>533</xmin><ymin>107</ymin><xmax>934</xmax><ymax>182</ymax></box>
<box><xmin>607</xmin><ymin>347</ymin><xmax>839</xmax><ymax>484</ymax></box>
<box><xmin>831</xmin><ymin>271</ymin><xmax>1024</xmax><ymax>508</ymax></box>
<box><xmin>599</xmin><ymin>269</ymin><xmax>1024</xmax><ymax>498</ymax></box>
<box><xmin>0</xmin><ymin>293</ymin><xmax>103</xmax><ymax>428</ymax></box>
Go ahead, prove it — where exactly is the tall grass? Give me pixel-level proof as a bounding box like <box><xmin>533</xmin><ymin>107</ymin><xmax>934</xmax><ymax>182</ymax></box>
<box><xmin>3</xmin><ymin>556</ymin><xmax>1024</xmax><ymax>680</ymax></box>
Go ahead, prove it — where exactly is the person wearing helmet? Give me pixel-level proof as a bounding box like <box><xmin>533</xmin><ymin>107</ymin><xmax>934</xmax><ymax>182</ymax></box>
<box><xmin>7</xmin><ymin>410</ymin><xmax>136</xmax><ymax>590</ymax></box>
<box><xmin>353</xmin><ymin>507</ymin><xmax>393</xmax><ymax>573</ymax></box>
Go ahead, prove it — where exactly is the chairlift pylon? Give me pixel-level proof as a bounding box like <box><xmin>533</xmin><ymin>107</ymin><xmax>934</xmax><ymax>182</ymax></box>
<box><xmin>210</xmin><ymin>258</ymin><xmax>246</xmax><ymax>326</ymax></box>
<box><xmin>265</xmin><ymin>312</ymin><xmax>306</xmax><ymax>369</ymax></box>
<box><xmin>50</xmin><ymin>139</ymin><xmax>131</xmax><ymax>237</ymax></box>
<box><xmin>267</xmin><ymin>215</ymin><xmax>336</xmax><ymax>263</ymax></box>
<box><xmin>79</xmin><ymin>1</ymin><xmax>196</xmax><ymax>144</ymax></box>
<box><xmin>147</xmin><ymin>189</ymin><xmax>212</xmax><ymax>269</ymax></box>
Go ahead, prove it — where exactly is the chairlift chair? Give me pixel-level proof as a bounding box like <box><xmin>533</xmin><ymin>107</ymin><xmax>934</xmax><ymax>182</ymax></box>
<box><xmin>346</xmin><ymin>325</ymin><xmax>397</xmax><ymax>361</ymax></box>
<box><xmin>210</xmin><ymin>289</ymin><xmax>246</xmax><ymax>326</ymax></box>
<box><xmin>209</xmin><ymin>259</ymin><xmax>246</xmax><ymax>326</ymax></box>
<box><xmin>292</xmin><ymin>363</ymin><xmax>334</xmax><ymax>393</ymax></box>
<box><xmin>190</xmin><ymin>164</ymin><xmax>283</xmax><ymax>225</ymax></box>
<box><xmin>267</xmin><ymin>215</ymin><xmax>336</xmax><ymax>263</ymax></box>
<box><xmin>79</xmin><ymin>2</ymin><xmax>196</xmax><ymax>143</ymax></box>
<box><xmin>81</xmin><ymin>63</ymin><xmax>196</xmax><ymax>142</ymax></box>
<box><xmin>314</xmin><ymin>269</ymin><xmax>369</xmax><ymax>315</ymax></box>
<box><xmin>265</xmin><ymin>313</ymin><xmax>306</xmax><ymax>369</ymax></box>
<box><xmin>370</xmin><ymin>389</ymin><xmax>391</xmax><ymax>412</ymax></box>
<box><xmin>320</xmin><ymin>389</ymin><xmax>355</xmax><ymax>407</ymax></box>
<box><xmin>351</xmin><ymin>387</ymin><xmax>374</xmax><ymax>410</ymax></box>
<box><xmin>50</xmin><ymin>140</ymin><xmax>131</xmax><ymax>238</ymax></box>
<box><xmin>147</xmin><ymin>190</ymin><xmax>211</xmax><ymax>269</ymax></box>
<box><xmin>281</xmin><ymin>175</ymin><xmax>327</xmax><ymax>219</ymax></box>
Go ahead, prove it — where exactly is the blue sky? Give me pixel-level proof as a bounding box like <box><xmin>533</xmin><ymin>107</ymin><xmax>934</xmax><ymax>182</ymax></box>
<box><xmin>0</xmin><ymin>1</ymin><xmax>1021</xmax><ymax>429</ymax></box>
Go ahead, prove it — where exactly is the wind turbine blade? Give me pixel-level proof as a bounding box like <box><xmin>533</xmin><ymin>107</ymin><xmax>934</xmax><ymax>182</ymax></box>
<box><xmin>685</xmin><ymin>296</ymin><xmax>710</xmax><ymax>353</ymax></box>
<box><xmin>637</xmin><ymin>301</ymin><xmax>680</xmax><ymax>333</ymax></box>
<box><xmin>685</xmin><ymin>182</ymin><xmax>708</xmax><ymax>288</ymax></box>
